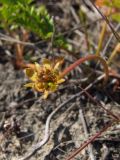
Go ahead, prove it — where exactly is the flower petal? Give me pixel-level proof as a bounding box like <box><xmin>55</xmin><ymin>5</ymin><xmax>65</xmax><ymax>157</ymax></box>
<box><xmin>35</xmin><ymin>62</ymin><xmax>41</xmax><ymax>73</ymax></box>
<box><xmin>43</xmin><ymin>59</ymin><xmax>51</xmax><ymax>69</ymax></box>
<box><xmin>54</xmin><ymin>62</ymin><xmax>60</xmax><ymax>70</ymax></box>
<box><xmin>54</xmin><ymin>57</ymin><xmax>64</xmax><ymax>70</ymax></box>
<box><xmin>57</xmin><ymin>78</ymin><xmax>65</xmax><ymax>84</ymax></box>
<box><xmin>25</xmin><ymin>68</ymin><xmax>34</xmax><ymax>78</ymax></box>
<box><xmin>31</xmin><ymin>73</ymin><xmax>38</xmax><ymax>82</ymax></box>
<box><xmin>24</xmin><ymin>83</ymin><xmax>34</xmax><ymax>88</ymax></box>
<box><xmin>34</xmin><ymin>83</ymin><xmax>44</xmax><ymax>92</ymax></box>
<box><xmin>43</xmin><ymin>90</ymin><xmax>49</xmax><ymax>99</ymax></box>
<box><xmin>48</xmin><ymin>82</ymin><xmax>57</xmax><ymax>91</ymax></box>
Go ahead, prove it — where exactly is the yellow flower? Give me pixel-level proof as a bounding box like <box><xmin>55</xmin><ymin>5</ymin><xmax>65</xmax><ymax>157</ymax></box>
<box><xmin>24</xmin><ymin>58</ymin><xmax>65</xmax><ymax>99</ymax></box>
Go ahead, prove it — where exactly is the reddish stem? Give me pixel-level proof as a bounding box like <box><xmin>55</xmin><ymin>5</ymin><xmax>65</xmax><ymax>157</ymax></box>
<box><xmin>65</xmin><ymin>121</ymin><xmax>113</xmax><ymax>160</ymax></box>
<box><xmin>13</xmin><ymin>29</ymin><xmax>30</xmax><ymax>69</ymax></box>
<box><xmin>80</xmin><ymin>86</ymin><xmax>119</xmax><ymax>121</ymax></box>
<box><xmin>61</xmin><ymin>55</ymin><xmax>109</xmax><ymax>83</ymax></box>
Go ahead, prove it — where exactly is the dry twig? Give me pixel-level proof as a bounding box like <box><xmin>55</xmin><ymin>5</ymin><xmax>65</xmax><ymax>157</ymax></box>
<box><xmin>79</xmin><ymin>109</ymin><xmax>95</xmax><ymax>160</ymax></box>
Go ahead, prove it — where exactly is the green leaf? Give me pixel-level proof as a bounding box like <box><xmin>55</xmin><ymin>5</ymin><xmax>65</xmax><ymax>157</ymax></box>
<box><xmin>0</xmin><ymin>0</ymin><xmax>32</xmax><ymax>5</ymax></box>
<box><xmin>0</xmin><ymin>1</ymin><xmax>54</xmax><ymax>39</ymax></box>
<box><xmin>0</xmin><ymin>0</ymin><xmax>71</xmax><ymax>49</ymax></box>
<box><xmin>54</xmin><ymin>36</ymin><xmax>72</xmax><ymax>51</ymax></box>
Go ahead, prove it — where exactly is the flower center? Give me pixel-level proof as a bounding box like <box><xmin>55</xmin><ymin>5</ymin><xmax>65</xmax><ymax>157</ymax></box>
<box><xmin>38</xmin><ymin>68</ymin><xmax>57</xmax><ymax>83</ymax></box>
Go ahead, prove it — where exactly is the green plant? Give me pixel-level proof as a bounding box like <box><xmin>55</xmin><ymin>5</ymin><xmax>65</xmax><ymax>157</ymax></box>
<box><xmin>0</xmin><ymin>0</ymin><xmax>71</xmax><ymax>48</ymax></box>
<box><xmin>0</xmin><ymin>0</ymin><xmax>72</xmax><ymax>69</ymax></box>
<box><xmin>0</xmin><ymin>0</ymin><xmax>53</xmax><ymax>39</ymax></box>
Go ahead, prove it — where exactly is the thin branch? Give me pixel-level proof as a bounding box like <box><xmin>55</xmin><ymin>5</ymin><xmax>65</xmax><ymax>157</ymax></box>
<box><xmin>79</xmin><ymin>109</ymin><xmax>95</xmax><ymax>160</ymax></box>
<box><xmin>0</xmin><ymin>33</ymin><xmax>34</xmax><ymax>46</ymax></box>
<box><xmin>79</xmin><ymin>86</ymin><xmax>119</xmax><ymax>121</ymax></box>
<box><xmin>65</xmin><ymin>121</ymin><xmax>114</xmax><ymax>160</ymax></box>
<box><xmin>88</xmin><ymin>0</ymin><xmax>120</xmax><ymax>42</ymax></box>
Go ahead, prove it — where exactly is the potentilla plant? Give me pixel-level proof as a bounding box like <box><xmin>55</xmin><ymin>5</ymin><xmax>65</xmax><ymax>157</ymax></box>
<box><xmin>24</xmin><ymin>55</ymin><xmax>109</xmax><ymax>98</ymax></box>
<box><xmin>24</xmin><ymin>58</ymin><xmax>65</xmax><ymax>99</ymax></box>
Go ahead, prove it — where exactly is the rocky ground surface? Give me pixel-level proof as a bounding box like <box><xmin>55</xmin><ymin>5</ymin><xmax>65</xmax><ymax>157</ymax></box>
<box><xmin>0</xmin><ymin>1</ymin><xmax>120</xmax><ymax>160</ymax></box>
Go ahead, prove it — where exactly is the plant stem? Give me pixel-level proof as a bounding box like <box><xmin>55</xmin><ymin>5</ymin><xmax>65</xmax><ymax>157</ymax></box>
<box><xmin>65</xmin><ymin>121</ymin><xmax>114</xmax><ymax>160</ymax></box>
<box><xmin>60</xmin><ymin>55</ymin><xmax>109</xmax><ymax>83</ymax></box>
<box><xmin>96</xmin><ymin>21</ymin><xmax>107</xmax><ymax>56</ymax></box>
<box><xmin>107</xmin><ymin>43</ymin><xmax>120</xmax><ymax>65</ymax></box>
<box><xmin>96</xmin><ymin>8</ymin><xmax>112</xmax><ymax>56</ymax></box>
<box><xmin>80</xmin><ymin>86</ymin><xmax>119</xmax><ymax>121</ymax></box>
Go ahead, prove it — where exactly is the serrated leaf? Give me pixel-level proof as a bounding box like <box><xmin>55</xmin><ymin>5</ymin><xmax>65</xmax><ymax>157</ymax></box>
<box><xmin>0</xmin><ymin>1</ymin><xmax>54</xmax><ymax>39</ymax></box>
<box><xmin>0</xmin><ymin>0</ymin><xmax>71</xmax><ymax>49</ymax></box>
